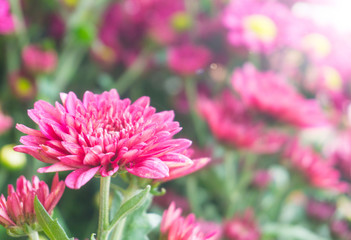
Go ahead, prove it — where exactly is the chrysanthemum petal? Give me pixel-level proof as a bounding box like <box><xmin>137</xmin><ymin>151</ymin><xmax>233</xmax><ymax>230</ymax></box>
<box><xmin>38</xmin><ymin>162</ymin><xmax>76</xmax><ymax>173</ymax></box>
<box><xmin>126</xmin><ymin>158</ymin><xmax>169</xmax><ymax>179</ymax></box>
<box><xmin>65</xmin><ymin>167</ymin><xmax>100</xmax><ymax>189</ymax></box>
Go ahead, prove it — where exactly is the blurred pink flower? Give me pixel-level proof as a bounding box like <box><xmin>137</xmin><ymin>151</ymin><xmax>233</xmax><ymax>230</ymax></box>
<box><xmin>222</xmin><ymin>0</ymin><xmax>291</xmax><ymax>53</ymax></box>
<box><xmin>231</xmin><ymin>63</ymin><xmax>328</xmax><ymax>127</ymax></box>
<box><xmin>9</xmin><ymin>70</ymin><xmax>37</xmax><ymax>101</ymax></box>
<box><xmin>0</xmin><ymin>0</ymin><xmax>15</xmax><ymax>34</ymax></box>
<box><xmin>285</xmin><ymin>19</ymin><xmax>342</xmax><ymax>64</ymax></box>
<box><xmin>167</xmin><ymin>44</ymin><xmax>211</xmax><ymax>76</ymax></box>
<box><xmin>197</xmin><ymin>90</ymin><xmax>287</xmax><ymax>154</ymax></box>
<box><xmin>284</xmin><ymin>140</ymin><xmax>348</xmax><ymax>192</ymax></box>
<box><xmin>306</xmin><ymin>198</ymin><xmax>335</xmax><ymax>221</ymax></box>
<box><xmin>252</xmin><ymin>170</ymin><xmax>271</xmax><ymax>189</ymax></box>
<box><xmin>197</xmin><ymin>220</ymin><xmax>222</xmax><ymax>240</ymax></box>
<box><xmin>98</xmin><ymin>1</ymin><xmax>148</xmax><ymax>66</ymax></box>
<box><xmin>327</xmin><ymin>131</ymin><xmax>351</xmax><ymax>181</ymax></box>
<box><xmin>223</xmin><ymin>210</ymin><xmax>260</xmax><ymax>240</ymax></box>
<box><xmin>22</xmin><ymin>45</ymin><xmax>57</xmax><ymax>74</ymax></box>
<box><xmin>330</xmin><ymin>220</ymin><xmax>351</xmax><ymax>240</ymax></box>
<box><xmin>14</xmin><ymin>90</ymin><xmax>193</xmax><ymax>189</ymax></box>
<box><xmin>160</xmin><ymin>202</ymin><xmax>219</xmax><ymax>240</ymax></box>
<box><xmin>146</xmin><ymin>0</ymin><xmax>187</xmax><ymax>45</ymax></box>
<box><xmin>47</xmin><ymin>14</ymin><xmax>65</xmax><ymax>40</ymax></box>
<box><xmin>0</xmin><ymin>109</ymin><xmax>12</xmax><ymax>135</ymax></box>
<box><xmin>0</xmin><ymin>174</ymin><xmax>65</xmax><ymax>228</ymax></box>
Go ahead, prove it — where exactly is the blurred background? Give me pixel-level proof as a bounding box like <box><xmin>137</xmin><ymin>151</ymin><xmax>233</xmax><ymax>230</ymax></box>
<box><xmin>1</xmin><ymin>0</ymin><xmax>351</xmax><ymax>239</ymax></box>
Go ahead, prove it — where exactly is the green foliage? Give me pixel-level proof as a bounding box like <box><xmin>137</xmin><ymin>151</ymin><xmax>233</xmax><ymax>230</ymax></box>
<box><xmin>34</xmin><ymin>196</ymin><xmax>72</xmax><ymax>240</ymax></box>
<box><xmin>121</xmin><ymin>196</ymin><xmax>161</xmax><ymax>240</ymax></box>
<box><xmin>109</xmin><ymin>185</ymin><xmax>151</xmax><ymax>231</ymax></box>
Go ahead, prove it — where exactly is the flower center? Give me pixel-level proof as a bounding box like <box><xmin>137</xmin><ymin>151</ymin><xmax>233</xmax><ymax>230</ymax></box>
<box><xmin>243</xmin><ymin>14</ymin><xmax>277</xmax><ymax>42</ymax></box>
<box><xmin>171</xmin><ymin>11</ymin><xmax>192</xmax><ymax>32</ymax></box>
<box><xmin>301</xmin><ymin>33</ymin><xmax>331</xmax><ymax>59</ymax></box>
<box><xmin>323</xmin><ymin>66</ymin><xmax>342</xmax><ymax>91</ymax></box>
<box><xmin>17</xmin><ymin>77</ymin><xmax>33</xmax><ymax>96</ymax></box>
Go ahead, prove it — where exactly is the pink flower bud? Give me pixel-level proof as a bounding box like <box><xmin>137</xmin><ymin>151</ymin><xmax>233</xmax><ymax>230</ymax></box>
<box><xmin>0</xmin><ymin>174</ymin><xmax>65</xmax><ymax>230</ymax></box>
<box><xmin>161</xmin><ymin>202</ymin><xmax>219</xmax><ymax>240</ymax></box>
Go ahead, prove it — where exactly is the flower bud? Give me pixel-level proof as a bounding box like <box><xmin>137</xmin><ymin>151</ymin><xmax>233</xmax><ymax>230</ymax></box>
<box><xmin>0</xmin><ymin>174</ymin><xmax>65</xmax><ymax>236</ymax></box>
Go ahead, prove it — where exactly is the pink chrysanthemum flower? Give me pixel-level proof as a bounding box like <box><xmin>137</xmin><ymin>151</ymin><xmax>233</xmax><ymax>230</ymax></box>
<box><xmin>167</xmin><ymin>44</ymin><xmax>211</xmax><ymax>76</ymax></box>
<box><xmin>0</xmin><ymin>174</ymin><xmax>65</xmax><ymax>229</ymax></box>
<box><xmin>222</xmin><ymin>0</ymin><xmax>291</xmax><ymax>53</ymax></box>
<box><xmin>0</xmin><ymin>0</ymin><xmax>15</xmax><ymax>34</ymax></box>
<box><xmin>14</xmin><ymin>90</ymin><xmax>193</xmax><ymax>189</ymax></box>
<box><xmin>231</xmin><ymin>63</ymin><xmax>328</xmax><ymax>128</ymax></box>
<box><xmin>197</xmin><ymin>90</ymin><xmax>287</xmax><ymax>154</ymax></box>
<box><xmin>284</xmin><ymin>140</ymin><xmax>348</xmax><ymax>192</ymax></box>
<box><xmin>160</xmin><ymin>202</ymin><xmax>219</xmax><ymax>240</ymax></box>
<box><xmin>0</xmin><ymin>108</ymin><xmax>12</xmax><ymax>135</ymax></box>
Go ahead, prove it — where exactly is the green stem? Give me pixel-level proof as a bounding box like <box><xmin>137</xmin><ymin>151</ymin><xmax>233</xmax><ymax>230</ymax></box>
<box><xmin>224</xmin><ymin>150</ymin><xmax>236</xmax><ymax>195</ymax></box>
<box><xmin>52</xmin><ymin>43</ymin><xmax>86</xmax><ymax>95</ymax></box>
<box><xmin>9</xmin><ymin>0</ymin><xmax>28</xmax><ymax>48</ymax></box>
<box><xmin>186</xmin><ymin>176</ymin><xmax>201</xmax><ymax>217</ymax></box>
<box><xmin>269</xmin><ymin>176</ymin><xmax>300</xmax><ymax>221</ymax></box>
<box><xmin>227</xmin><ymin>153</ymin><xmax>256</xmax><ymax>217</ymax></box>
<box><xmin>50</xmin><ymin>0</ymin><xmax>110</xmax><ymax>95</ymax></box>
<box><xmin>111</xmin><ymin>52</ymin><xmax>149</xmax><ymax>95</ymax></box>
<box><xmin>97</xmin><ymin>176</ymin><xmax>111</xmax><ymax>240</ymax></box>
<box><xmin>184</xmin><ymin>77</ymin><xmax>206</xmax><ymax>146</ymax></box>
<box><xmin>27</xmin><ymin>231</ymin><xmax>39</xmax><ymax>240</ymax></box>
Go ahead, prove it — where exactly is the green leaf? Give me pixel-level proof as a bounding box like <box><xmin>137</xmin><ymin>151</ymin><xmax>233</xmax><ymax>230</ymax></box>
<box><xmin>90</xmin><ymin>233</ymin><xmax>96</xmax><ymax>240</ymax></box>
<box><xmin>108</xmin><ymin>185</ymin><xmax>151</xmax><ymax>231</ymax></box>
<box><xmin>34</xmin><ymin>196</ymin><xmax>71</xmax><ymax>240</ymax></box>
<box><xmin>121</xmin><ymin>196</ymin><xmax>161</xmax><ymax>240</ymax></box>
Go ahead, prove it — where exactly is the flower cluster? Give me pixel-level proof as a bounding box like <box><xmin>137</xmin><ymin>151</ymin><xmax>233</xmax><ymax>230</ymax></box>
<box><xmin>231</xmin><ymin>64</ymin><xmax>328</xmax><ymax>128</ymax></box>
<box><xmin>1</xmin><ymin>0</ymin><xmax>351</xmax><ymax>239</ymax></box>
<box><xmin>284</xmin><ymin>140</ymin><xmax>348</xmax><ymax>192</ymax></box>
<box><xmin>197</xmin><ymin>90</ymin><xmax>287</xmax><ymax>154</ymax></box>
